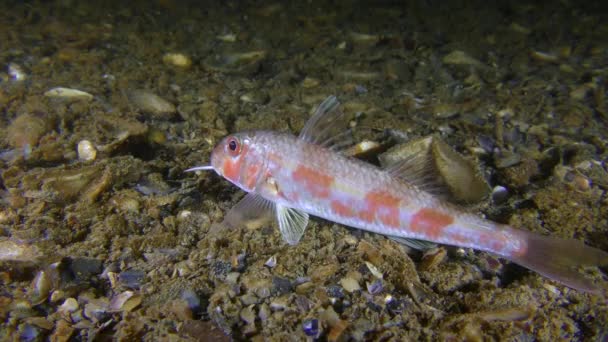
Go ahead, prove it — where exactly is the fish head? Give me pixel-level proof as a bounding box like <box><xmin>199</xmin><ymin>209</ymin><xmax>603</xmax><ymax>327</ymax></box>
<box><xmin>210</xmin><ymin>132</ymin><xmax>266</xmax><ymax>192</ymax></box>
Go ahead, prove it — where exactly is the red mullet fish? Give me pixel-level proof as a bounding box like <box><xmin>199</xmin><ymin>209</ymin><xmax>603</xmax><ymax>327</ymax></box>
<box><xmin>188</xmin><ymin>96</ymin><xmax>608</xmax><ymax>295</ymax></box>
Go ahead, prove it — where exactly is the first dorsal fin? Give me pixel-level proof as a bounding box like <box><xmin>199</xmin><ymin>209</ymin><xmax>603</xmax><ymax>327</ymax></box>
<box><xmin>298</xmin><ymin>95</ymin><xmax>356</xmax><ymax>152</ymax></box>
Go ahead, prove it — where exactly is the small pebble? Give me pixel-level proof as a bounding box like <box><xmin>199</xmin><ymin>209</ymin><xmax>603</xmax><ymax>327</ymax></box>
<box><xmin>77</xmin><ymin>140</ymin><xmax>97</xmax><ymax>161</ymax></box>
<box><xmin>302</xmin><ymin>318</ymin><xmax>319</xmax><ymax>337</ymax></box>
<box><xmin>162</xmin><ymin>53</ymin><xmax>192</xmax><ymax>69</ymax></box>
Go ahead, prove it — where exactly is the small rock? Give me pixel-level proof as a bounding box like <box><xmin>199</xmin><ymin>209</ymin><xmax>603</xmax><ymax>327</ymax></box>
<box><xmin>339</xmin><ymin>277</ymin><xmax>361</xmax><ymax>293</ymax></box>
<box><xmin>269</xmin><ymin>295</ymin><xmax>290</xmax><ymax>311</ymax></box>
<box><xmin>240</xmin><ymin>305</ymin><xmax>256</xmax><ymax>324</ymax></box>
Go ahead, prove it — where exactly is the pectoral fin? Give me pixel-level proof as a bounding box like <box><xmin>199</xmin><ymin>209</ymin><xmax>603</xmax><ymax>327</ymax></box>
<box><xmin>220</xmin><ymin>193</ymin><xmax>274</xmax><ymax>230</ymax></box>
<box><xmin>276</xmin><ymin>204</ymin><xmax>309</xmax><ymax>245</ymax></box>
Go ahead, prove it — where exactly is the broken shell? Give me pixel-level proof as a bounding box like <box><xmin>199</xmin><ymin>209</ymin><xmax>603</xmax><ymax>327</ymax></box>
<box><xmin>44</xmin><ymin>87</ymin><xmax>93</xmax><ymax>101</ymax></box>
<box><xmin>366</xmin><ymin>280</ymin><xmax>383</xmax><ymax>295</ymax></box>
<box><xmin>59</xmin><ymin>298</ymin><xmax>79</xmax><ymax>314</ymax></box>
<box><xmin>364</xmin><ymin>261</ymin><xmax>383</xmax><ymax>279</ymax></box>
<box><xmin>204</xmin><ymin>50</ymin><xmax>267</xmax><ymax>75</ymax></box>
<box><xmin>380</xmin><ymin>136</ymin><xmax>490</xmax><ymax>203</ymax></box>
<box><xmin>431</xmin><ymin>138</ymin><xmax>490</xmax><ymax>202</ymax></box>
<box><xmin>162</xmin><ymin>53</ymin><xmax>192</xmax><ymax>69</ymax></box>
<box><xmin>419</xmin><ymin>247</ymin><xmax>447</xmax><ymax>271</ymax></box>
<box><xmin>30</xmin><ymin>271</ymin><xmax>53</xmax><ymax>305</ymax></box>
<box><xmin>83</xmin><ymin>298</ymin><xmax>109</xmax><ymax>322</ymax></box>
<box><xmin>127</xmin><ymin>90</ymin><xmax>176</xmax><ymax>117</ymax></box>
<box><xmin>530</xmin><ymin>50</ymin><xmax>559</xmax><ymax>63</ymax></box>
<box><xmin>108</xmin><ymin>291</ymin><xmax>141</xmax><ymax>312</ymax></box>
<box><xmin>77</xmin><ymin>140</ymin><xmax>97</xmax><ymax>161</ymax></box>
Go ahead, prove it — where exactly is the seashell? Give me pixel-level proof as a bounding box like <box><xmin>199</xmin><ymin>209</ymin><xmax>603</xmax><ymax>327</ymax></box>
<box><xmin>127</xmin><ymin>90</ymin><xmax>176</xmax><ymax>117</ymax></box>
<box><xmin>431</xmin><ymin>138</ymin><xmax>490</xmax><ymax>202</ymax></box>
<box><xmin>204</xmin><ymin>50</ymin><xmax>267</xmax><ymax>75</ymax></box>
<box><xmin>419</xmin><ymin>247</ymin><xmax>447</xmax><ymax>271</ymax></box>
<box><xmin>442</xmin><ymin>50</ymin><xmax>483</xmax><ymax>67</ymax></box>
<box><xmin>30</xmin><ymin>271</ymin><xmax>53</xmax><ymax>305</ymax></box>
<box><xmin>530</xmin><ymin>50</ymin><xmax>559</xmax><ymax>63</ymax></box>
<box><xmin>380</xmin><ymin>136</ymin><xmax>490</xmax><ymax>203</ymax></box>
<box><xmin>108</xmin><ymin>291</ymin><xmax>141</xmax><ymax>312</ymax></box>
<box><xmin>83</xmin><ymin>298</ymin><xmax>109</xmax><ymax>322</ymax></box>
<box><xmin>162</xmin><ymin>53</ymin><xmax>192</xmax><ymax>69</ymax></box>
<box><xmin>366</xmin><ymin>280</ymin><xmax>383</xmax><ymax>295</ymax></box>
<box><xmin>364</xmin><ymin>261</ymin><xmax>383</xmax><ymax>279</ymax></box>
<box><xmin>58</xmin><ymin>298</ymin><xmax>79</xmax><ymax>314</ymax></box>
<box><xmin>44</xmin><ymin>87</ymin><xmax>93</xmax><ymax>101</ymax></box>
<box><xmin>77</xmin><ymin>140</ymin><xmax>97</xmax><ymax>161</ymax></box>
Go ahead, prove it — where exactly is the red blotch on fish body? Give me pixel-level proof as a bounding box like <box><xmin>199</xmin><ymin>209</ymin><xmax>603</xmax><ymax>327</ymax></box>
<box><xmin>292</xmin><ymin>165</ymin><xmax>333</xmax><ymax>198</ymax></box>
<box><xmin>223</xmin><ymin>158</ymin><xmax>241</xmax><ymax>183</ymax></box>
<box><xmin>331</xmin><ymin>200</ymin><xmax>354</xmax><ymax>217</ymax></box>
<box><xmin>411</xmin><ymin>208</ymin><xmax>454</xmax><ymax>240</ymax></box>
<box><xmin>362</xmin><ymin>190</ymin><xmax>402</xmax><ymax>228</ymax></box>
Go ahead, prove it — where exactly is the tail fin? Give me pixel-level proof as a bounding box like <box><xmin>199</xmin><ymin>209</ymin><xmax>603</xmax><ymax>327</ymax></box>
<box><xmin>507</xmin><ymin>230</ymin><xmax>608</xmax><ymax>295</ymax></box>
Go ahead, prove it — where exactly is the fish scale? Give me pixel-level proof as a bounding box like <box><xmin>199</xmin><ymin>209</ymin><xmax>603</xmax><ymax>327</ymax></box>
<box><xmin>188</xmin><ymin>95</ymin><xmax>608</xmax><ymax>295</ymax></box>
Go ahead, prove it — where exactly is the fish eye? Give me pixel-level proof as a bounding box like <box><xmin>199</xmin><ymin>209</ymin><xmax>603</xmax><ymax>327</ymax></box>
<box><xmin>226</xmin><ymin>136</ymin><xmax>241</xmax><ymax>156</ymax></box>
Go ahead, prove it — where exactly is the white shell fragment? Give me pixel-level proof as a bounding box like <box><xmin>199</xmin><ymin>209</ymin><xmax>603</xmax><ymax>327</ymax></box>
<box><xmin>162</xmin><ymin>53</ymin><xmax>192</xmax><ymax>69</ymax></box>
<box><xmin>109</xmin><ymin>291</ymin><xmax>142</xmax><ymax>312</ymax></box>
<box><xmin>216</xmin><ymin>33</ymin><xmax>237</xmax><ymax>42</ymax></box>
<box><xmin>127</xmin><ymin>89</ymin><xmax>176</xmax><ymax>117</ymax></box>
<box><xmin>44</xmin><ymin>87</ymin><xmax>94</xmax><ymax>101</ymax></box>
<box><xmin>442</xmin><ymin>50</ymin><xmax>483</xmax><ymax>67</ymax></box>
<box><xmin>77</xmin><ymin>140</ymin><xmax>97</xmax><ymax>161</ymax></box>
